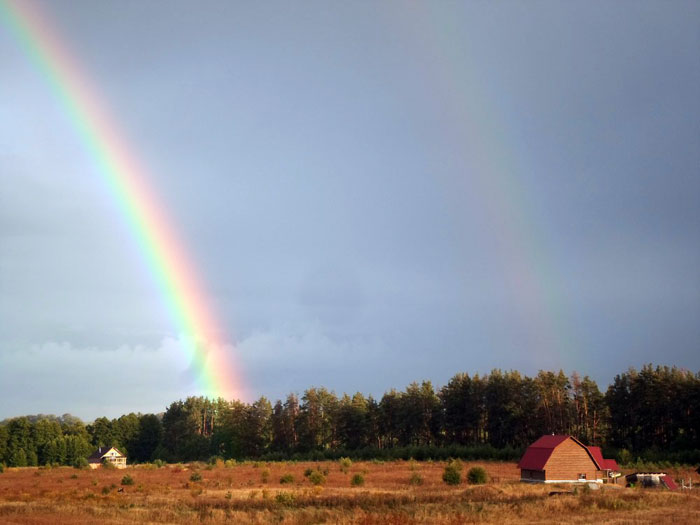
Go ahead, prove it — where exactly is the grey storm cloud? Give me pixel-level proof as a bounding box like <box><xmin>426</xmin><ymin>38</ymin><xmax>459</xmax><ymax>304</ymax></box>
<box><xmin>1</xmin><ymin>1</ymin><xmax>698</xmax><ymax>419</ymax></box>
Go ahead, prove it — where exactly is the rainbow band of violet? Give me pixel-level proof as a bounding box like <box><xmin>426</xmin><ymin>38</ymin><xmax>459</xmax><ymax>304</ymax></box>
<box><xmin>0</xmin><ymin>0</ymin><xmax>243</xmax><ymax>400</ymax></box>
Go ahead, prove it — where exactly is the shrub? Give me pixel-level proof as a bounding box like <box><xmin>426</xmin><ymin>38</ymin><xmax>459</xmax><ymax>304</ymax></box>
<box><xmin>101</xmin><ymin>459</ymin><xmax>116</xmax><ymax>470</ymax></box>
<box><xmin>303</xmin><ymin>468</ymin><xmax>313</xmax><ymax>478</ymax></box>
<box><xmin>0</xmin><ymin>463</ymin><xmax>4</xmax><ymax>473</ymax></box>
<box><xmin>308</xmin><ymin>470</ymin><xmax>326</xmax><ymax>486</ymax></box>
<box><xmin>189</xmin><ymin>472</ymin><xmax>202</xmax><ymax>482</ymax></box>
<box><xmin>339</xmin><ymin>457</ymin><xmax>352</xmax><ymax>472</ymax></box>
<box><xmin>208</xmin><ymin>456</ymin><xmax>224</xmax><ymax>467</ymax></box>
<box><xmin>101</xmin><ymin>486</ymin><xmax>111</xmax><ymax>495</ymax></box>
<box><xmin>275</xmin><ymin>491</ymin><xmax>295</xmax><ymax>505</ymax></box>
<box><xmin>280</xmin><ymin>473</ymin><xmax>294</xmax><ymax>484</ymax></box>
<box><xmin>351</xmin><ymin>473</ymin><xmax>365</xmax><ymax>486</ymax></box>
<box><xmin>467</xmin><ymin>466</ymin><xmax>487</xmax><ymax>485</ymax></box>
<box><xmin>224</xmin><ymin>459</ymin><xmax>235</xmax><ymax>468</ymax></box>
<box><xmin>409</xmin><ymin>473</ymin><xmax>423</xmax><ymax>486</ymax></box>
<box><xmin>153</xmin><ymin>459</ymin><xmax>166</xmax><ymax>468</ymax></box>
<box><xmin>73</xmin><ymin>457</ymin><xmax>89</xmax><ymax>469</ymax></box>
<box><xmin>261</xmin><ymin>469</ymin><xmax>270</xmax><ymax>483</ymax></box>
<box><xmin>443</xmin><ymin>461</ymin><xmax>462</xmax><ymax>486</ymax></box>
<box><xmin>121</xmin><ymin>474</ymin><xmax>134</xmax><ymax>486</ymax></box>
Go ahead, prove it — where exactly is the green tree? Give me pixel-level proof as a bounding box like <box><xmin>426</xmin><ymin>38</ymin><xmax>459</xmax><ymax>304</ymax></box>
<box><xmin>33</xmin><ymin>419</ymin><xmax>63</xmax><ymax>465</ymax></box>
<box><xmin>337</xmin><ymin>393</ymin><xmax>369</xmax><ymax>449</ymax></box>
<box><xmin>0</xmin><ymin>425</ymin><xmax>8</xmax><ymax>464</ymax></box>
<box><xmin>131</xmin><ymin>414</ymin><xmax>163</xmax><ymax>462</ymax></box>
<box><xmin>297</xmin><ymin>387</ymin><xmax>339</xmax><ymax>451</ymax></box>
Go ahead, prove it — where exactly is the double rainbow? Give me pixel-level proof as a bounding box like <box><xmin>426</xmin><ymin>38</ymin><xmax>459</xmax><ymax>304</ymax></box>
<box><xmin>1</xmin><ymin>0</ymin><xmax>244</xmax><ymax>399</ymax></box>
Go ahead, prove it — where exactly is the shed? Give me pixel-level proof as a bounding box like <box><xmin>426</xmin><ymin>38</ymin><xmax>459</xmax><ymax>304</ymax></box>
<box><xmin>625</xmin><ymin>472</ymin><xmax>677</xmax><ymax>490</ymax></box>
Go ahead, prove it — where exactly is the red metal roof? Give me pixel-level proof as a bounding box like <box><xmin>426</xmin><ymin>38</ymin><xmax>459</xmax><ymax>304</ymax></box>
<box><xmin>661</xmin><ymin>475</ymin><xmax>678</xmax><ymax>490</ymax></box>
<box><xmin>517</xmin><ymin>435</ymin><xmax>610</xmax><ymax>471</ymax></box>
<box><xmin>517</xmin><ymin>435</ymin><xmax>570</xmax><ymax>470</ymax></box>
<box><xmin>587</xmin><ymin>446</ymin><xmax>605</xmax><ymax>466</ymax></box>
<box><xmin>603</xmin><ymin>459</ymin><xmax>619</xmax><ymax>471</ymax></box>
<box><xmin>586</xmin><ymin>446</ymin><xmax>619</xmax><ymax>471</ymax></box>
<box><xmin>529</xmin><ymin>435</ymin><xmax>571</xmax><ymax>449</ymax></box>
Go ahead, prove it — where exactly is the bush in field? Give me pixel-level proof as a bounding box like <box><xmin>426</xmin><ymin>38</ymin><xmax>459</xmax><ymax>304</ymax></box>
<box><xmin>189</xmin><ymin>472</ymin><xmax>202</xmax><ymax>482</ymax></box>
<box><xmin>121</xmin><ymin>475</ymin><xmax>134</xmax><ymax>486</ymax></box>
<box><xmin>208</xmin><ymin>456</ymin><xmax>224</xmax><ymax>467</ymax></box>
<box><xmin>153</xmin><ymin>459</ymin><xmax>166</xmax><ymax>468</ymax></box>
<box><xmin>350</xmin><ymin>473</ymin><xmax>365</xmax><ymax>486</ymax></box>
<box><xmin>443</xmin><ymin>460</ymin><xmax>462</xmax><ymax>486</ymax></box>
<box><xmin>74</xmin><ymin>457</ymin><xmax>89</xmax><ymax>469</ymax></box>
<box><xmin>280</xmin><ymin>473</ymin><xmax>294</xmax><ymax>484</ymax></box>
<box><xmin>308</xmin><ymin>470</ymin><xmax>326</xmax><ymax>486</ymax></box>
<box><xmin>101</xmin><ymin>459</ymin><xmax>115</xmax><ymax>470</ymax></box>
<box><xmin>275</xmin><ymin>491</ymin><xmax>295</xmax><ymax>505</ymax></box>
<box><xmin>467</xmin><ymin>466</ymin><xmax>487</xmax><ymax>484</ymax></box>
<box><xmin>303</xmin><ymin>468</ymin><xmax>313</xmax><ymax>478</ymax></box>
<box><xmin>409</xmin><ymin>473</ymin><xmax>423</xmax><ymax>486</ymax></box>
<box><xmin>0</xmin><ymin>463</ymin><xmax>5</xmax><ymax>473</ymax></box>
<box><xmin>339</xmin><ymin>457</ymin><xmax>352</xmax><ymax>473</ymax></box>
<box><xmin>261</xmin><ymin>469</ymin><xmax>270</xmax><ymax>483</ymax></box>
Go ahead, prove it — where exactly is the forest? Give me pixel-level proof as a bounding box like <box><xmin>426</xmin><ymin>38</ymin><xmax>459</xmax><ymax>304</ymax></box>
<box><xmin>1</xmin><ymin>364</ymin><xmax>698</xmax><ymax>468</ymax></box>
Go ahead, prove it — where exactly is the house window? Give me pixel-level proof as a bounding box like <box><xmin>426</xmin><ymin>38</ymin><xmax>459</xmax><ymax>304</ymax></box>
<box><xmin>578</xmin><ymin>473</ymin><xmax>587</xmax><ymax>480</ymax></box>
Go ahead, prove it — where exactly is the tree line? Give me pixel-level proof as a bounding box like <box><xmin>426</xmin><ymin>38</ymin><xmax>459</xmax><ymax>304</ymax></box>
<box><xmin>1</xmin><ymin>364</ymin><xmax>697</xmax><ymax>467</ymax></box>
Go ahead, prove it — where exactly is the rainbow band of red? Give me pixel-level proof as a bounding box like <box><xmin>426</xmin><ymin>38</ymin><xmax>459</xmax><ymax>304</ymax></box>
<box><xmin>1</xmin><ymin>0</ymin><xmax>244</xmax><ymax>399</ymax></box>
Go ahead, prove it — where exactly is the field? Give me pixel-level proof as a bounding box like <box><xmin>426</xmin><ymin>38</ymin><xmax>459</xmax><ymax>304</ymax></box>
<box><xmin>1</xmin><ymin>461</ymin><xmax>699</xmax><ymax>524</ymax></box>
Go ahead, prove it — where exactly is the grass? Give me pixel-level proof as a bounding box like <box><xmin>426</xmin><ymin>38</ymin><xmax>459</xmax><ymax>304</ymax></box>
<box><xmin>0</xmin><ymin>461</ymin><xmax>697</xmax><ymax>523</ymax></box>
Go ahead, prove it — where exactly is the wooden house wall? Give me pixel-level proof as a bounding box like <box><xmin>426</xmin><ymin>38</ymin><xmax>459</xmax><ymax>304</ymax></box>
<box><xmin>543</xmin><ymin>438</ymin><xmax>599</xmax><ymax>481</ymax></box>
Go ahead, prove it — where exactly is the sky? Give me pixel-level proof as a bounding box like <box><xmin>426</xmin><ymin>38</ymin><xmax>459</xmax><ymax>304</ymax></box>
<box><xmin>1</xmin><ymin>1</ymin><xmax>698</xmax><ymax>420</ymax></box>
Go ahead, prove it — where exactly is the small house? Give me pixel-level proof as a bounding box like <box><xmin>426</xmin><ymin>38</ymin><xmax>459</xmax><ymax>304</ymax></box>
<box><xmin>518</xmin><ymin>435</ymin><xmax>619</xmax><ymax>483</ymax></box>
<box><xmin>87</xmin><ymin>446</ymin><xmax>127</xmax><ymax>469</ymax></box>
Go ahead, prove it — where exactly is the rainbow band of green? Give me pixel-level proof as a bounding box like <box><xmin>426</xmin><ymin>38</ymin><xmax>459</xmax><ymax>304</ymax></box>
<box><xmin>1</xmin><ymin>0</ymin><xmax>243</xmax><ymax>399</ymax></box>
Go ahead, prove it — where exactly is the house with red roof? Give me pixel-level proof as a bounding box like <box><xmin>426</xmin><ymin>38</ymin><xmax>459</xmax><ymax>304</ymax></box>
<box><xmin>518</xmin><ymin>435</ymin><xmax>620</xmax><ymax>483</ymax></box>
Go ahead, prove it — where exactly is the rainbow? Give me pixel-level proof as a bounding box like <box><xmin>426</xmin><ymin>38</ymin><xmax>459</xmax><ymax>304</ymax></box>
<box><xmin>0</xmin><ymin>0</ymin><xmax>245</xmax><ymax>399</ymax></box>
<box><xmin>384</xmin><ymin>4</ymin><xmax>575</xmax><ymax>370</ymax></box>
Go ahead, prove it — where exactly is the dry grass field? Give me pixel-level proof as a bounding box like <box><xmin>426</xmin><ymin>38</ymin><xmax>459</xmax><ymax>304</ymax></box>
<box><xmin>0</xmin><ymin>460</ymin><xmax>698</xmax><ymax>524</ymax></box>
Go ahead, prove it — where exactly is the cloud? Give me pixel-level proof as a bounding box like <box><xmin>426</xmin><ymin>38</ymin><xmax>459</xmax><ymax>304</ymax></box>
<box><xmin>0</xmin><ymin>338</ymin><xmax>198</xmax><ymax>420</ymax></box>
<box><xmin>236</xmin><ymin>322</ymin><xmax>386</xmax><ymax>398</ymax></box>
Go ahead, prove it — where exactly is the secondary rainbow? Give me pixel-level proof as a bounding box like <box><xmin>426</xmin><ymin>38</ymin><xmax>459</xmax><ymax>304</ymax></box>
<box><xmin>384</xmin><ymin>4</ymin><xmax>575</xmax><ymax>369</ymax></box>
<box><xmin>0</xmin><ymin>0</ymin><xmax>245</xmax><ymax>399</ymax></box>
